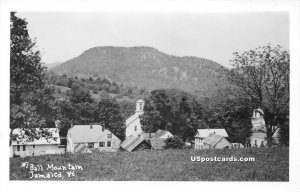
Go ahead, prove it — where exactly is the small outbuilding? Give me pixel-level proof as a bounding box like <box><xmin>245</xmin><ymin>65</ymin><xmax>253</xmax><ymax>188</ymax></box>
<box><xmin>120</xmin><ymin>135</ymin><xmax>150</xmax><ymax>152</ymax></box>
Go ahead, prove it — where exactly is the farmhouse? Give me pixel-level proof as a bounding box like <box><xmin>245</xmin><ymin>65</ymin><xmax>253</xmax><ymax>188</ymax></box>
<box><xmin>194</xmin><ymin>128</ymin><xmax>228</xmax><ymax>149</ymax></box>
<box><xmin>10</xmin><ymin>128</ymin><xmax>62</xmax><ymax>157</ymax></box>
<box><xmin>203</xmin><ymin>133</ymin><xmax>231</xmax><ymax>149</ymax></box>
<box><xmin>66</xmin><ymin>124</ymin><xmax>121</xmax><ymax>153</ymax></box>
<box><xmin>120</xmin><ymin>135</ymin><xmax>150</xmax><ymax>152</ymax></box>
<box><xmin>125</xmin><ymin>99</ymin><xmax>145</xmax><ymax>138</ymax></box>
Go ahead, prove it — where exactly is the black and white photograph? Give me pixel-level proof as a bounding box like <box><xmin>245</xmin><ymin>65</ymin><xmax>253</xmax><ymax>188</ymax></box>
<box><xmin>1</xmin><ymin>0</ymin><xmax>300</xmax><ymax>191</ymax></box>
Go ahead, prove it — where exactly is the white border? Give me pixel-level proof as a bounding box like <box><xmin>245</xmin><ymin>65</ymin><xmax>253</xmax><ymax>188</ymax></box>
<box><xmin>1</xmin><ymin>0</ymin><xmax>300</xmax><ymax>192</ymax></box>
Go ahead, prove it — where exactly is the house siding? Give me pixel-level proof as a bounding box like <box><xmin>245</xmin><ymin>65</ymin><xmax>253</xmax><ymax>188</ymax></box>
<box><xmin>126</xmin><ymin>117</ymin><xmax>143</xmax><ymax>138</ymax></box>
<box><xmin>12</xmin><ymin>144</ymin><xmax>62</xmax><ymax>157</ymax></box>
<box><xmin>74</xmin><ymin>139</ymin><xmax>121</xmax><ymax>151</ymax></box>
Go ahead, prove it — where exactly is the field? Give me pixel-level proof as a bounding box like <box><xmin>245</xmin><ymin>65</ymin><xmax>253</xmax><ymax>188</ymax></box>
<box><xmin>10</xmin><ymin>147</ymin><xmax>289</xmax><ymax>181</ymax></box>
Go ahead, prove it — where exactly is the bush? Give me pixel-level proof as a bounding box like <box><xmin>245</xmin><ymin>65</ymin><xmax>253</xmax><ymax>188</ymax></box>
<box><xmin>164</xmin><ymin>136</ymin><xmax>185</xmax><ymax>149</ymax></box>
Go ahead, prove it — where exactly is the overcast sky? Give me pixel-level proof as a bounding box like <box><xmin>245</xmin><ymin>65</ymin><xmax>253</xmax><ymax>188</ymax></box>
<box><xmin>17</xmin><ymin>12</ymin><xmax>289</xmax><ymax>67</ymax></box>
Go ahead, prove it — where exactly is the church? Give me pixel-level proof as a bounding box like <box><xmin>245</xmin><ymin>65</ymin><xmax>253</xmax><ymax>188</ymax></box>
<box><xmin>125</xmin><ymin>99</ymin><xmax>145</xmax><ymax>138</ymax></box>
<box><xmin>246</xmin><ymin>108</ymin><xmax>268</xmax><ymax>147</ymax></box>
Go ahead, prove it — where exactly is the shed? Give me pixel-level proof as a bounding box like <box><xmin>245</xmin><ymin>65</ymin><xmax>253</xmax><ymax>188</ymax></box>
<box><xmin>120</xmin><ymin>135</ymin><xmax>150</xmax><ymax>152</ymax></box>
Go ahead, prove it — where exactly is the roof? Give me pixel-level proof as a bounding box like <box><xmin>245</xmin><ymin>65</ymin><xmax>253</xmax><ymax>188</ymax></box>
<box><xmin>120</xmin><ymin>135</ymin><xmax>145</xmax><ymax>152</ymax></box>
<box><xmin>195</xmin><ymin>129</ymin><xmax>228</xmax><ymax>138</ymax></box>
<box><xmin>11</xmin><ymin>128</ymin><xmax>60</xmax><ymax>145</ymax></box>
<box><xmin>203</xmin><ymin>133</ymin><xmax>224</xmax><ymax>146</ymax></box>
<box><xmin>153</xmin><ymin>129</ymin><xmax>172</xmax><ymax>138</ymax></box>
<box><xmin>136</xmin><ymin>99</ymin><xmax>145</xmax><ymax>103</ymax></box>
<box><xmin>125</xmin><ymin>113</ymin><xmax>140</xmax><ymax>126</ymax></box>
<box><xmin>250</xmin><ymin>132</ymin><xmax>267</xmax><ymax>140</ymax></box>
<box><xmin>150</xmin><ymin>138</ymin><xmax>166</xmax><ymax>149</ymax></box>
<box><xmin>68</xmin><ymin>125</ymin><xmax>120</xmax><ymax>143</ymax></box>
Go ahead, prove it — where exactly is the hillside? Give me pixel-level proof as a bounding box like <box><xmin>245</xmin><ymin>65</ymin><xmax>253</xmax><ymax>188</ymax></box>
<box><xmin>44</xmin><ymin>62</ymin><xmax>62</xmax><ymax>69</ymax></box>
<box><xmin>51</xmin><ymin>46</ymin><xmax>227</xmax><ymax>97</ymax></box>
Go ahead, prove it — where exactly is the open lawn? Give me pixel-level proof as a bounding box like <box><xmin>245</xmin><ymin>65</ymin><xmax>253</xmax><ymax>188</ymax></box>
<box><xmin>10</xmin><ymin>147</ymin><xmax>289</xmax><ymax>181</ymax></box>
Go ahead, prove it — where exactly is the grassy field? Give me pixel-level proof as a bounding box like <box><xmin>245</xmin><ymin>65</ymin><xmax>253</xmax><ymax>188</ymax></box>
<box><xmin>10</xmin><ymin>147</ymin><xmax>289</xmax><ymax>181</ymax></box>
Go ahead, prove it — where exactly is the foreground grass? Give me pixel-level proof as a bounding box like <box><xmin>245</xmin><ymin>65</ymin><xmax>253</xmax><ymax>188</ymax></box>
<box><xmin>10</xmin><ymin>147</ymin><xmax>289</xmax><ymax>181</ymax></box>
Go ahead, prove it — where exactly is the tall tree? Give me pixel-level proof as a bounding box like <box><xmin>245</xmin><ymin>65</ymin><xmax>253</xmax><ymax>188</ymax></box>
<box><xmin>95</xmin><ymin>99</ymin><xmax>125</xmax><ymax>140</ymax></box>
<box><xmin>10</xmin><ymin>12</ymin><xmax>55</xmax><ymax>142</ymax></box>
<box><xmin>141</xmin><ymin>89</ymin><xmax>204</xmax><ymax>140</ymax></box>
<box><xmin>227</xmin><ymin>44</ymin><xmax>289</xmax><ymax>143</ymax></box>
<box><xmin>10</xmin><ymin>12</ymin><xmax>46</xmax><ymax>105</ymax></box>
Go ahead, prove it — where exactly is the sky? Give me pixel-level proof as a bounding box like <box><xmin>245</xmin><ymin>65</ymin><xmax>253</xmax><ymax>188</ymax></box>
<box><xmin>17</xmin><ymin>12</ymin><xmax>289</xmax><ymax>67</ymax></box>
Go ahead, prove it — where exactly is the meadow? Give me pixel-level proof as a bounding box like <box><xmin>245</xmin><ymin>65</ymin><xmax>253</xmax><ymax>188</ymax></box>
<box><xmin>10</xmin><ymin>147</ymin><xmax>289</xmax><ymax>181</ymax></box>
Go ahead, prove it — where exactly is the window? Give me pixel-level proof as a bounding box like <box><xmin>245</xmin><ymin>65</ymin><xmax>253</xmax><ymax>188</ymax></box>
<box><xmin>260</xmin><ymin>141</ymin><xmax>264</xmax><ymax>147</ymax></box>
<box><xmin>33</xmin><ymin>145</ymin><xmax>35</xmax><ymax>149</ymax></box>
<box><xmin>140</xmin><ymin>103</ymin><xmax>143</xmax><ymax>110</ymax></box>
<box><xmin>17</xmin><ymin>145</ymin><xmax>20</xmax><ymax>151</ymax></box>
<box><xmin>99</xmin><ymin>142</ymin><xmax>105</xmax><ymax>147</ymax></box>
<box><xmin>107</xmin><ymin>141</ymin><xmax>111</xmax><ymax>147</ymax></box>
<box><xmin>23</xmin><ymin>145</ymin><xmax>26</xmax><ymax>151</ymax></box>
<box><xmin>107</xmin><ymin>133</ymin><xmax>112</xmax><ymax>139</ymax></box>
<box><xmin>134</xmin><ymin>126</ymin><xmax>137</xmax><ymax>131</ymax></box>
<box><xmin>88</xmin><ymin>143</ymin><xmax>94</xmax><ymax>148</ymax></box>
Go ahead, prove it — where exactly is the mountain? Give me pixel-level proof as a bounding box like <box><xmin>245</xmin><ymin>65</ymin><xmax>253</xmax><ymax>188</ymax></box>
<box><xmin>44</xmin><ymin>62</ymin><xmax>62</xmax><ymax>69</ymax></box>
<box><xmin>51</xmin><ymin>46</ymin><xmax>227</xmax><ymax>97</ymax></box>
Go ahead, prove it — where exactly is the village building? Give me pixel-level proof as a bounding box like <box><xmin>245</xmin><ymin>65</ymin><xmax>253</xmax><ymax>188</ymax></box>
<box><xmin>120</xmin><ymin>135</ymin><xmax>150</xmax><ymax>152</ymax></box>
<box><xmin>194</xmin><ymin>128</ymin><xmax>228</xmax><ymax>150</ymax></box>
<box><xmin>66</xmin><ymin>124</ymin><xmax>121</xmax><ymax>153</ymax></box>
<box><xmin>143</xmin><ymin>129</ymin><xmax>173</xmax><ymax>149</ymax></box>
<box><xmin>203</xmin><ymin>133</ymin><xmax>232</xmax><ymax>149</ymax></box>
<box><xmin>125</xmin><ymin>99</ymin><xmax>145</xmax><ymax>138</ymax></box>
<box><xmin>246</xmin><ymin>108</ymin><xmax>268</xmax><ymax>147</ymax></box>
<box><xmin>10</xmin><ymin>128</ymin><xmax>62</xmax><ymax>157</ymax></box>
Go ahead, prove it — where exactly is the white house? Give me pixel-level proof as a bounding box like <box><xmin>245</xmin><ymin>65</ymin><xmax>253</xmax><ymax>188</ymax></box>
<box><xmin>194</xmin><ymin>128</ymin><xmax>228</xmax><ymax>150</ymax></box>
<box><xmin>11</xmin><ymin>128</ymin><xmax>62</xmax><ymax>157</ymax></box>
<box><xmin>246</xmin><ymin>108</ymin><xmax>268</xmax><ymax>147</ymax></box>
<box><xmin>125</xmin><ymin>99</ymin><xmax>145</xmax><ymax>138</ymax></box>
<box><xmin>66</xmin><ymin>124</ymin><xmax>121</xmax><ymax>153</ymax></box>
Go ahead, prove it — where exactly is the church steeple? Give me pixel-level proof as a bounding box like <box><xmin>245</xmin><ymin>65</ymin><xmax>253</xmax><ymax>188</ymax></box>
<box><xmin>135</xmin><ymin>99</ymin><xmax>145</xmax><ymax>114</ymax></box>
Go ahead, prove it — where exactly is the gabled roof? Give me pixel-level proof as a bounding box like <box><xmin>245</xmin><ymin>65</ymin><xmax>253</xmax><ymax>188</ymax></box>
<box><xmin>150</xmin><ymin>138</ymin><xmax>166</xmax><ymax>149</ymax></box>
<box><xmin>195</xmin><ymin>129</ymin><xmax>228</xmax><ymax>138</ymax></box>
<box><xmin>125</xmin><ymin>113</ymin><xmax>140</xmax><ymax>126</ymax></box>
<box><xmin>203</xmin><ymin>133</ymin><xmax>224</xmax><ymax>146</ymax></box>
<box><xmin>153</xmin><ymin>129</ymin><xmax>172</xmax><ymax>138</ymax></box>
<box><xmin>11</xmin><ymin>128</ymin><xmax>60</xmax><ymax>145</ymax></box>
<box><xmin>68</xmin><ymin>125</ymin><xmax>120</xmax><ymax>143</ymax></box>
<box><xmin>136</xmin><ymin>99</ymin><xmax>145</xmax><ymax>103</ymax></box>
<box><xmin>120</xmin><ymin>135</ymin><xmax>144</xmax><ymax>152</ymax></box>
